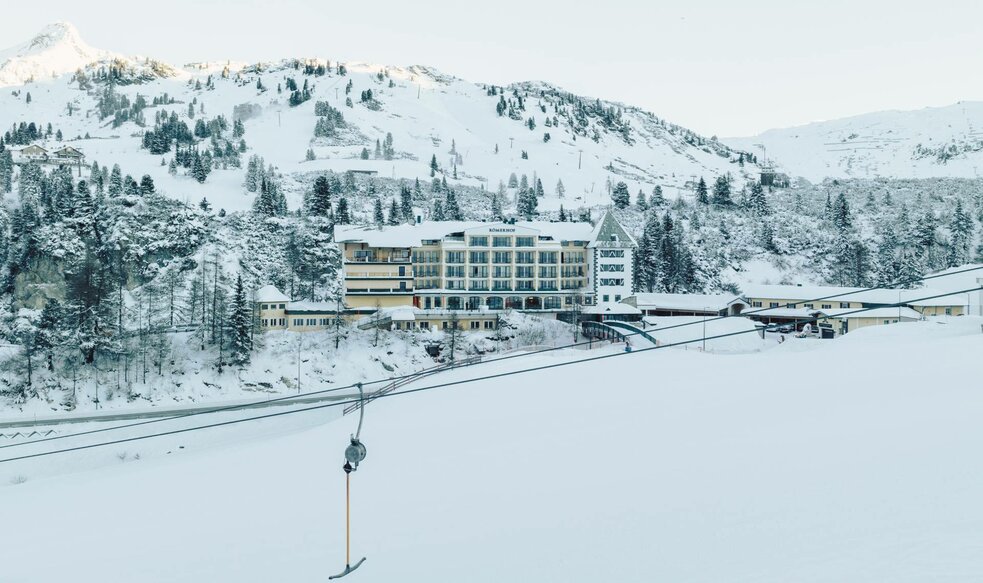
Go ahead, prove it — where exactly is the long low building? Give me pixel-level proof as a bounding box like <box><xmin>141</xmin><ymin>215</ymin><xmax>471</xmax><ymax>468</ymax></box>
<box><xmin>740</xmin><ymin>284</ymin><xmax>968</xmax><ymax>317</ymax></box>
<box><xmin>621</xmin><ymin>282</ymin><xmax>968</xmax><ymax>336</ymax></box>
<box><xmin>622</xmin><ymin>293</ymin><xmax>749</xmax><ymax>317</ymax></box>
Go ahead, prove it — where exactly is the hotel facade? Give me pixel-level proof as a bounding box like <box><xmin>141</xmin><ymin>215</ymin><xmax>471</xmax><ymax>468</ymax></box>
<box><xmin>335</xmin><ymin>212</ymin><xmax>636</xmax><ymax>314</ymax></box>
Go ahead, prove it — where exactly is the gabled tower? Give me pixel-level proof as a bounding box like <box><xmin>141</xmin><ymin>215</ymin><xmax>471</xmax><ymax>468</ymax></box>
<box><xmin>587</xmin><ymin>211</ymin><xmax>636</xmax><ymax>304</ymax></box>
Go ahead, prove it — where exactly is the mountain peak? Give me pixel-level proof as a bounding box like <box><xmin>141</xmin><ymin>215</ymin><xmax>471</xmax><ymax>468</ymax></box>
<box><xmin>24</xmin><ymin>22</ymin><xmax>85</xmax><ymax>52</ymax></box>
<box><xmin>0</xmin><ymin>21</ymin><xmax>114</xmax><ymax>88</ymax></box>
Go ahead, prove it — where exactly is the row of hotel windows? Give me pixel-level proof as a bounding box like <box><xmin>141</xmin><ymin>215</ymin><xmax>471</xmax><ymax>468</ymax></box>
<box><xmin>412</xmin><ymin>251</ymin><xmax>587</xmax><ymax>264</ymax></box>
<box><xmin>599</xmin><ymin>250</ymin><xmax>625</xmax><ymax>258</ymax></box>
<box><xmin>392</xmin><ymin>320</ymin><xmax>498</xmax><ymax>331</ymax></box>
<box><xmin>260</xmin><ymin>303</ymin><xmax>287</xmax><ymax>310</ymax></box>
<box><xmin>599</xmin><ymin>278</ymin><xmax>625</xmax><ymax>286</ymax></box>
<box><xmin>468</xmin><ymin>236</ymin><xmax>536</xmax><ymax>247</ymax></box>
<box><xmin>260</xmin><ymin>317</ymin><xmax>333</xmax><ymax>327</ymax></box>
<box><xmin>413</xmin><ymin>265</ymin><xmax>586</xmax><ymax>280</ymax></box>
<box><xmin>445</xmin><ymin>281</ymin><xmax>558</xmax><ymax>291</ymax></box>
<box><xmin>752</xmin><ymin>301</ymin><xmax>853</xmax><ymax>309</ymax></box>
<box><xmin>422</xmin><ymin>296</ymin><xmax>577</xmax><ymax>310</ymax></box>
<box><xmin>415</xmin><ymin>278</ymin><xmax>585</xmax><ymax>291</ymax></box>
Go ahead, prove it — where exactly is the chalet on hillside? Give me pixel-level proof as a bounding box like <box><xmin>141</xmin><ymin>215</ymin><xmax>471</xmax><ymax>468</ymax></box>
<box><xmin>53</xmin><ymin>146</ymin><xmax>85</xmax><ymax>164</ymax></box>
<box><xmin>18</xmin><ymin>144</ymin><xmax>48</xmax><ymax>161</ymax></box>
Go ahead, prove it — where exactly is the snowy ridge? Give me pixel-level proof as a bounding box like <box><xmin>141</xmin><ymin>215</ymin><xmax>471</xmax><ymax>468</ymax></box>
<box><xmin>0</xmin><ymin>22</ymin><xmax>116</xmax><ymax>88</ymax></box>
<box><xmin>727</xmin><ymin>101</ymin><xmax>983</xmax><ymax>181</ymax></box>
<box><xmin>0</xmin><ymin>22</ymin><xmax>760</xmax><ymax>216</ymax></box>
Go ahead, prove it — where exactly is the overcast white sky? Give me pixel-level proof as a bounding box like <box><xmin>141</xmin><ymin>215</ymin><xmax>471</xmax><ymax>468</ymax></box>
<box><xmin>2</xmin><ymin>0</ymin><xmax>982</xmax><ymax>136</ymax></box>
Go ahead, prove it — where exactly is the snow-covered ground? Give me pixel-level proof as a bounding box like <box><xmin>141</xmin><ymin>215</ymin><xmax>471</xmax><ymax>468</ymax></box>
<box><xmin>2</xmin><ymin>318</ymin><xmax>982</xmax><ymax>582</ymax></box>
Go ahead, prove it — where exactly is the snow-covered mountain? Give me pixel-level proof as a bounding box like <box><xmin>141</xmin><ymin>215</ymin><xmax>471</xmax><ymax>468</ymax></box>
<box><xmin>0</xmin><ymin>22</ymin><xmax>758</xmax><ymax>214</ymax></box>
<box><xmin>727</xmin><ymin>102</ymin><xmax>983</xmax><ymax>182</ymax></box>
<box><xmin>0</xmin><ymin>22</ymin><xmax>117</xmax><ymax>88</ymax></box>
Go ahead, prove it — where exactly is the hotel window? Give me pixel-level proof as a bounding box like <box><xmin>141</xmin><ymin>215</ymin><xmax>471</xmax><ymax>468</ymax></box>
<box><xmin>600</xmin><ymin>250</ymin><xmax>625</xmax><ymax>258</ymax></box>
<box><xmin>515</xmin><ymin>251</ymin><xmax>534</xmax><ymax>264</ymax></box>
<box><xmin>945</xmin><ymin>307</ymin><xmax>952</xmax><ymax>315</ymax></box>
<box><xmin>804</xmin><ymin>304</ymin><xmax>814</xmax><ymax>309</ymax></box>
<box><xmin>600</xmin><ymin>279</ymin><xmax>624</xmax><ymax>286</ymax></box>
<box><xmin>469</xmin><ymin>251</ymin><xmax>488</xmax><ymax>264</ymax></box>
<box><xmin>469</xmin><ymin>236</ymin><xmax>488</xmax><ymax>247</ymax></box>
<box><xmin>493</xmin><ymin>280</ymin><xmax>512</xmax><ymax>291</ymax></box>
<box><xmin>493</xmin><ymin>251</ymin><xmax>512</xmax><ymax>264</ymax></box>
<box><xmin>539</xmin><ymin>251</ymin><xmax>558</xmax><ymax>264</ymax></box>
<box><xmin>539</xmin><ymin>280</ymin><xmax>558</xmax><ymax>291</ymax></box>
<box><xmin>493</xmin><ymin>266</ymin><xmax>512</xmax><ymax>278</ymax></box>
<box><xmin>470</xmin><ymin>265</ymin><xmax>489</xmax><ymax>278</ymax></box>
<box><xmin>293</xmin><ymin>318</ymin><xmax>303</xmax><ymax>326</ymax></box>
<box><xmin>516</xmin><ymin>266</ymin><xmax>534</xmax><ymax>278</ymax></box>
<box><xmin>446</xmin><ymin>280</ymin><xmax>465</xmax><ymax>290</ymax></box>
<box><xmin>785</xmin><ymin>303</ymin><xmax>795</xmax><ymax>308</ymax></box>
<box><xmin>840</xmin><ymin>302</ymin><xmax>850</xmax><ymax>308</ymax></box>
<box><xmin>419</xmin><ymin>322</ymin><xmax>430</xmax><ymax>330</ymax></box>
<box><xmin>470</xmin><ymin>321</ymin><xmax>480</xmax><ymax>330</ymax></box>
<box><xmin>752</xmin><ymin>301</ymin><xmax>762</xmax><ymax>307</ymax></box>
<box><xmin>516</xmin><ymin>280</ymin><xmax>534</xmax><ymax>291</ymax></box>
<box><xmin>484</xmin><ymin>321</ymin><xmax>495</xmax><ymax>329</ymax></box>
<box><xmin>261</xmin><ymin>304</ymin><xmax>269</xmax><ymax>310</ymax></box>
<box><xmin>821</xmin><ymin>304</ymin><xmax>832</xmax><ymax>309</ymax></box>
<box><xmin>261</xmin><ymin>319</ymin><xmax>267</xmax><ymax>326</ymax></box>
<box><xmin>769</xmin><ymin>302</ymin><xmax>779</xmax><ymax>308</ymax></box>
<box><xmin>615</xmin><ymin>295</ymin><xmax>621</xmax><ymax>302</ymax></box>
<box><xmin>492</xmin><ymin>236</ymin><xmax>511</xmax><ymax>247</ymax></box>
<box><xmin>446</xmin><ymin>251</ymin><xmax>465</xmax><ymax>264</ymax></box>
<box><xmin>515</xmin><ymin>236</ymin><xmax>535</xmax><ymax>247</ymax></box>
<box><xmin>279</xmin><ymin>304</ymin><xmax>285</xmax><ymax>309</ymax></box>
<box><xmin>539</xmin><ymin>266</ymin><xmax>557</xmax><ymax>279</ymax></box>
<box><xmin>884</xmin><ymin>320</ymin><xmax>891</xmax><ymax>325</ymax></box>
<box><xmin>603</xmin><ymin>295</ymin><xmax>610</xmax><ymax>302</ymax></box>
<box><xmin>600</xmin><ymin>264</ymin><xmax>624</xmax><ymax>272</ymax></box>
<box><xmin>446</xmin><ymin>265</ymin><xmax>465</xmax><ymax>278</ymax></box>
<box><xmin>279</xmin><ymin>318</ymin><xmax>285</xmax><ymax>326</ymax></box>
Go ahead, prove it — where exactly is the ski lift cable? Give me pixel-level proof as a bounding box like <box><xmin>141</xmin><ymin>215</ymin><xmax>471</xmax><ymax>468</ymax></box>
<box><xmin>2</xmin><ymin>284</ymin><xmax>979</xmax><ymax>466</ymax></box>
<box><xmin>2</xmin><ymin>265</ymin><xmax>980</xmax><ymax>452</ymax></box>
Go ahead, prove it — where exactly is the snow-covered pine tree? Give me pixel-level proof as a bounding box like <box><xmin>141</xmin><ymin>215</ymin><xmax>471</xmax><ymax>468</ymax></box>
<box><xmin>228</xmin><ymin>274</ymin><xmax>252</xmax><ymax>366</ymax></box>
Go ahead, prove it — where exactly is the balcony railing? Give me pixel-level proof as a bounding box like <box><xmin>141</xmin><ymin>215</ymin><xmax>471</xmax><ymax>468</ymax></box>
<box><xmin>346</xmin><ymin>287</ymin><xmax>415</xmax><ymax>294</ymax></box>
<box><xmin>346</xmin><ymin>271</ymin><xmax>413</xmax><ymax>278</ymax></box>
<box><xmin>347</xmin><ymin>254</ymin><xmax>411</xmax><ymax>263</ymax></box>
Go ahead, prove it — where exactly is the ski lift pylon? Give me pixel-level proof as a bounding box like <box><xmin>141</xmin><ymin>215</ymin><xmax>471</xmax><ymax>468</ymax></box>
<box><xmin>329</xmin><ymin>383</ymin><xmax>368</xmax><ymax>580</ymax></box>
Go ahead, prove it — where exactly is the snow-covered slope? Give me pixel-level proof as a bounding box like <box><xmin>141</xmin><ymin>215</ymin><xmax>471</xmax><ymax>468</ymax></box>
<box><xmin>3</xmin><ymin>319</ymin><xmax>982</xmax><ymax>581</ymax></box>
<box><xmin>727</xmin><ymin>101</ymin><xmax>983</xmax><ymax>181</ymax></box>
<box><xmin>0</xmin><ymin>22</ymin><xmax>116</xmax><ymax>88</ymax></box>
<box><xmin>0</xmin><ymin>23</ymin><xmax>758</xmax><ymax>214</ymax></box>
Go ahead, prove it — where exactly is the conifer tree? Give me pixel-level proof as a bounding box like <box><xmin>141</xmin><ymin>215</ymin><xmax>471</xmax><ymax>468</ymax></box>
<box><xmin>335</xmin><ymin>197</ymin><xmax>351</xmax><ymax>224</ymax></box>
<box><xmin>387</xmin><ymin>199</ymin><xmax>400</xmax><ymax>225</ymax></box>
<box><xmin>445</xmin><ymin>190</ymin><xmax>463</xmax><ymax>220</ymax></box>
<box><xmin>695</xmin><ymin>177</ymin><xmax>709</xmax><ymax>205</ymax></box>
<box><xmin>228</xmin><ymin>274</ymin><xmax>252</xmax><ymax>366</ymax></box>
<box><xmin>711</xmin><ymin>175</ymin><xmax>733</xmax><ymax>206</ymax></box>
<box><xmin>373</xmin><ymin>197</ymin><xmax>384</xmax><ymax>226</ymax></box>
<box><xmin>611</xmin><ymin>181</ymin><xmax>631</xmax><ymax>209</ymax></box>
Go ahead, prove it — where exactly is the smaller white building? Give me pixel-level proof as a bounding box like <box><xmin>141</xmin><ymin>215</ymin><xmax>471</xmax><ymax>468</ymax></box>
<box><xmin>588</xmin><ymin>212</ymin><xmax>636</xmax><ymax>304</ymax></box>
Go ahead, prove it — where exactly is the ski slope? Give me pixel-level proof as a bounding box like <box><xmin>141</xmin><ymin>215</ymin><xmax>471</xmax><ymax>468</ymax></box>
<box><xmin>727</xmin><ymin>101</ymin><xmax>983</xmax><ymax>181</ymax></box>
<box><xmin>2</xmin><ymin>318</ymin><xmax>982</xmax><ymax>582</ymax></box>
<box><xmin>0</xmin><ymin>22</ymin><xmax>758</xmax><ymax>215</ymax></box>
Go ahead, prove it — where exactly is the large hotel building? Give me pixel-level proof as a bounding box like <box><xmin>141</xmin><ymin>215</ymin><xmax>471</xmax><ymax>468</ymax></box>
<box><xmin>334</xmin><ymin>212</ymin><xmax>636</xmax><ymax>313</ymax></box>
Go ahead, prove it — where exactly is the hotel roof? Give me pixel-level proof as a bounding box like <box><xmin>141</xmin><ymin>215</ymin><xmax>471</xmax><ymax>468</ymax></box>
<box><xmin>334</xmin><ymin>220</ymin><xmax>597</xmax><ymax>248</ymax></box>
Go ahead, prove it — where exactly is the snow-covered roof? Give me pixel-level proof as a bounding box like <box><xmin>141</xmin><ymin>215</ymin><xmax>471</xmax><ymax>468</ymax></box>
<box><xmin>818</xmin><ymin>307</ymin><xmax>922</xmax><ymax>320</ymax></box>
<box><xmin>626</xmin><ymin>293</ymin><xmax>746</xmax><ymax>312</ymax></box>
<box><xmin>751</xmin><ymin>307</ymin><xmax>816</xmax><ymax>319</ymax></box>
<box><xmin>334</xmin><ymin>221</ymin><xmax>594</xmax><ymax>248</ymax></box>
<box><xmin>255</xmin><ymin>285</ymin><xmax>290</xmax><ymax>303</ymax></box>
<box><xmin>587</xmin><ymin>211</ymin><xmax>636</xmax><ymax>248</ymax></box>
<box><xmin>286</xmin><ymin>300</ymin><xmax>336</xmax><ymax>313</ymax></box>
<box><xmin>583</xmin><ymin>302</ymin><xmax>641</xmax><ymax>315</ymax></box>
<box><xmin>741</xmin><ymin>284</ymin><xmax>968</xmax><ymax>307</ymax></box>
